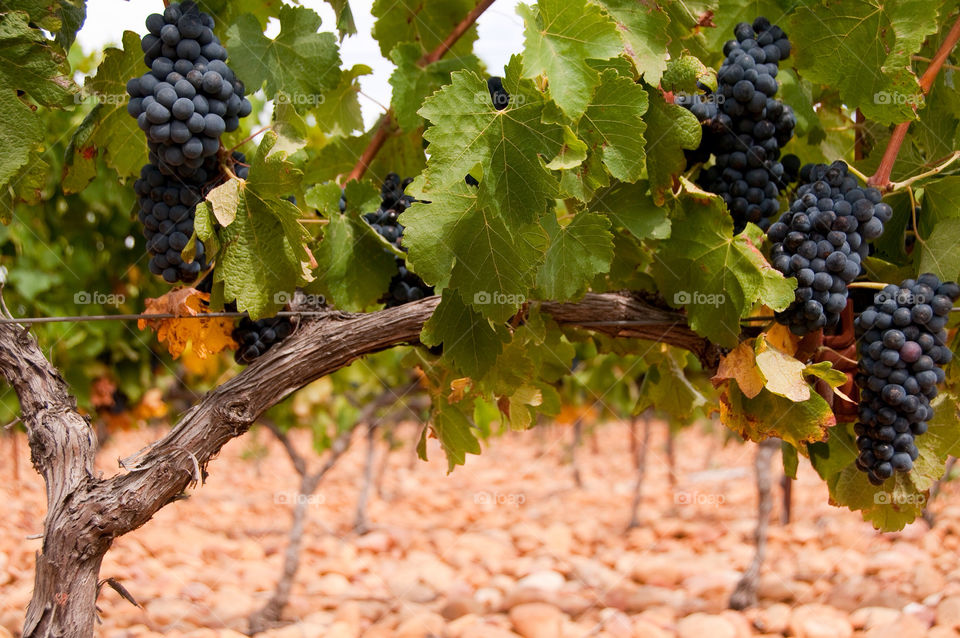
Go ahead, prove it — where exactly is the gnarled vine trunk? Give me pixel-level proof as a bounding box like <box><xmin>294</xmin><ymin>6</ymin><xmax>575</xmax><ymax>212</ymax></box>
<box><xmin>0</xmin><ymin>292</ymin><xmax>715</xmax><ymax>637</ymax></box>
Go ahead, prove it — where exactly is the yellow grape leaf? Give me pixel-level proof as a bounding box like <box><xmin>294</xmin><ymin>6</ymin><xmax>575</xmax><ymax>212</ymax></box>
<box><xmin>138</xmin><ymin>288</ymin><xmax>237</xmax><ymax>359</ymax></box>
<box><xmin>754</xmin><ymin>337</ymin><xmax>810</xmax><ymax>402</ymax></box>
<box><xmin>181</xmin><ymin>342</ymin><xmax>223</xmax><ymax>377</ymax></box>
<box><xmin>766</xmin><ymin>322</ymin><xmax>801</xmax><ymax>355</ymax></box>
<box><xmin>713</xmin><ymin>340</ymin><xmax>765</xmax><ymax>398</ymax></box>
<box><xmin>205</xmin><ymin>177</ymin><xmax>241</xmax><ymax>227</ymax></box>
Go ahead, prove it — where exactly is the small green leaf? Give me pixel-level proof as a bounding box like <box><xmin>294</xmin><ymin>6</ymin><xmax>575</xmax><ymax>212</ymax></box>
<box><xmin>661</xmin><ymin>54</ymin><xmax>716</xmax><ymax>93</ymax></box>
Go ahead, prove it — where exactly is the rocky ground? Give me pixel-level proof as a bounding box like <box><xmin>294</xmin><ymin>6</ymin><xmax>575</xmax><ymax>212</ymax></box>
<box><xmin>3</xmin><ymin>420</ymin><xmax>960</xmax><ymax>638</ymax></box>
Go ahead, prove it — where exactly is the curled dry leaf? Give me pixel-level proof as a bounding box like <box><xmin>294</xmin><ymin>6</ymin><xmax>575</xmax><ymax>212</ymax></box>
<box><xmin>138</xmin><ymin>288</ymin><xmax>236</xmax><ymax>359</ymax></box>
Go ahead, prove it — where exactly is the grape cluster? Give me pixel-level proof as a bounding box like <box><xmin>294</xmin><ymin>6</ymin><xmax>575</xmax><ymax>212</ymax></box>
<box><xmin>133</xmin><ymin>151</ymin><xmax>248</xmax><ymax>283</ymax></box>
<box><xmin>363</xmin><ymin>173</ymin><xmax>434</xmax><ymax>307</ymax></box>
<box><xmin>767</xmin><ymin>161</ymin><xmax>892</xmax><ymax>335</ymax></box>
<box><xmin>853</xmin><ymin>274</ymin><xmax>959</xmax><ymax>484</ymax></box>
<box><xmin>127</xmin><ymin>1</ymin><xmax>252</xmax><ymax>283</ymax></box>
<box><xmin>232</xmin><ymin>316</ymin><xmax>294</xmax><ymax>364</ymax></box>
<box><xmin>678</xmin><ymin>17</ymin><xmax>796</xmax><ymax>231</ymax></box>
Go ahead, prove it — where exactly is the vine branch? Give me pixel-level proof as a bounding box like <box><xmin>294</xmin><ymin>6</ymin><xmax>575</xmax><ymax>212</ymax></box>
<box><xmin>344</xmin><ymin>0</ymin><xmax>496</xmax><ymax>184</ymax></box>
<box><xmin>869</xmin><ymin>14</ymin><xmax>960</xmax><ymax>189</ymax></box>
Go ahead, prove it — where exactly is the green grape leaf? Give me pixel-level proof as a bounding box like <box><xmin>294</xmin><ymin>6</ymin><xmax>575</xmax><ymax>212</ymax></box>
<box><xmin>430</xmin><ymin>396</ymin><xmax>483</xmax><ymax>472</ymax></box>
<box><xmin>64</xmin><ymin>31</ymin><xmax>148</xmax><ymax>192</ymax></box>
<box><xmin>372</xmin><ymin>0</ymin><xmax>477</xmax><ymax>58</ymax></box>
<box><xmin>518</xmin><ymin>0</ymin><xmax>622</xmax><ymax>118</ymax></box>
<box><xmin>418</xmin><ymin>70</ymin><xmax>563</xmax><ymax>226</ymax></box>
<box><xmin>661</xmin><ymin>54</ymin><xmax>716</xmax><ymax>93</ymax></box>
<box><xmin>214</xmin><ymin>133</ymin><xmax>313</xmax><ymax>318</ymax></box>
<box><xmin>536</xmin><ymin>212</ymin><xmax>613</xmax><ymax>301</ymax></box>
<box><xmin>226</xmin><ymin>6</ymin><xmax>341</xmax><ymax>111</ymax></box>
<box><xmin>920</xmin><ymin>176</ymin><xmax>960</xmax><ymax>235</ymax></box>
<box><xmin>0</xmin><ymin>150</ymin><xmax>46</xmax><ymax>224</ymax></box>
<box><xmin>4</xmin><ymin>0</ymin><xmax>86</xmax><ymax>50</ymax></box>
<box><xmin>789</xmin><ymin>0</ymin><xmax>947</xmax><ymax>124</ymax></box>
<box><xmin>643</xmin><ymin>90</ymin><xmax>702</xmax><ymax>205</ymax></box>
<box><xmin>311</xmin><ymin>63</ymin><xmax>370</xmax><ymax>138</ymax></box>
<box><xmin>589</xmin><ymin>181</ymin><xmax>671</xmax><ymax>240</ymax></box>
<box><xmin>591</xmin><ymin>0</ymin><xmax>670</xmax><ymax>83</ymax></box>
<box><xmin>197</xmin><ymin>0</ymin><xmax>287</xmax><ymax>30</ymax></box>
<box><xmin>314</xmin><ymin>212</ymin><xmax>396</xmax><ymax>311</ymax></box>
<box><xmin>0</xmin><ymin>10</ymin><xmax>77</xmax><ymax>198</ymax></box>
<box><xmin>323</xmin><ymin>0</ymin><xmax>357</xmax><ymax>39</ymax></box>
<box><xmin>782</xmin><ymin>441</ymin><xmax>799</xmax><ymax>480</ymax></box>
<box><xmin>577</xmin><ymin>70</ymin><xmax>648</xmax><ymax>183</ymax></box>
<box><xmin>919</xmin><ymin>219</ymin><xmax>960</xmax><ymax>283</ymax></box>
<box><xmin>652</xmin><ymin>185</ymin><xmax>795</xmax><ymax>347</ymax></box>
<box><xmin>721</xmin><ymin>382</ymin><xmax>834</xmax><ymax>448</ymax></box>
<box><xmin>421</xmin><ymin>290</ymin><xmax>510</xmax><ymax>379</ymax></box>
<box><xmin>389</xmin><ymin>43</ymin><xmax>483</xmax><ymax>132</ymax></box>
<box><xmin>447</xmin><ymin>206</ymin><xmax>542</xmax><ymax>321</ymax></box>
<box><xmin>403</xmin><ymin>179</ymin><xmax>478</xmax><ymax>291</ymax></box>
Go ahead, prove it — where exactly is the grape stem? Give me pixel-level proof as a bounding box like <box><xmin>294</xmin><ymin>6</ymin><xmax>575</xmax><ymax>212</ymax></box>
<box><xmin>912</xmin><ymin>55</ymin><xmax>960</xmax><ymax>72</ymax></box>
<box><xmin>889</xmin><ymin>150</ymin><xmax>960</xmax><ymax>191</ymax></box>
<box><xmin>869</xmin><ymin>13</ymin><xmax>960</xmax><ymax>190</ymax></box>
<box><xmin>847</xmin><ymin>281</ymin><xmax>888</xmax><ymax>290</ymax></box>
<box><xmin>344</xmin><ymin>0</ymin><xmax>497</xmax><ymax>184</ymax></box>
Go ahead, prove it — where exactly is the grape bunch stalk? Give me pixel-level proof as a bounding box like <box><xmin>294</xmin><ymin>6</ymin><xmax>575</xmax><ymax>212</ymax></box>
<box><xmin>767</xmin><ymin>161</ymin><xmax>892</xmax><ymax>335</ymax></box>
<box><xmin>678</xmin><ymin>16</ymin><xmax>797</xmax><ymax>231</ymax></box>
<box><xmin>233</xmin><ymin>316</ymin><xmax>294</xmax><ymax>364</ymax></box>
<box><xmin>127</xmin><ymin>1</ymin><xmax>252</xmax><ymax>283</ymax></box>
<box><xmin>364</xmin><ymin>174</ymin><xmax>434</xmax><ymax>307</ymax></box>
<box><xmin>853</xmin><ymin>274</ymin><xmax>959</xmax><ymax>484</ymax></box>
